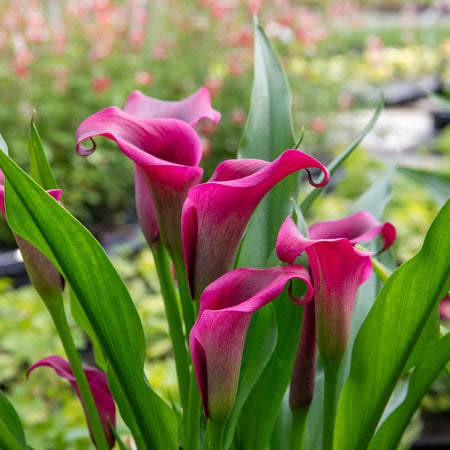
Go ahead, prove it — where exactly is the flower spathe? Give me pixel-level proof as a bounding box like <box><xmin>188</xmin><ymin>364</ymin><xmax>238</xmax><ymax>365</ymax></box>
<box><xmin>123</xmin><ymin>87</ymin><xmax>221</xmax><ymax>126</ymax></box>
<box><xmin>182</xmin><ymin>149</ymin><xmax>330</xmax><ymax>300</ymax></box>
<box><xmin>190</xmin><ymin>266</ymin><xmax>313</xmax><ymax>421</ymax></box>
<box><xmin>76</xmin><ymin>88</ymin><xmax>220</xmax><ymax>256</ymax></box>
<box><xmin>276</xmin><ymin>212</ymin><xmax>396</xmax><ymax>365</ymax></box>
<box><xmin>28</xmin><ymin>356</ymin><xmax>116</xmax><ymax>449</ymax></box>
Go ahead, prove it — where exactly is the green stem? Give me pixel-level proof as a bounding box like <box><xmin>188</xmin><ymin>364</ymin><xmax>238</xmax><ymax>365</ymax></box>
<box><xmin>46</xmin><ymin>293</ymin><xmax>110</xmax><ymax>450</ymax></box>
<box><xmin>172</xmin><ymin>253</ymin><xmax>196</xmax><ymax>334</ymax></box>
<box><xmin>322</xmin><ymin>362</ymin><xmax>340</xmax><ymax>450</ymax></box>
<box><xmin>152</xmin><ymin>242</ymin><xmax>190</xmax><ymax>413</ymax></box>
<box><xmin>184</xmin><ymin>366</ymin><xmax>202</xmax><ymax>450</ymax></box>
<box><xmin>207</xmin><ymin>418</ymin><xmax>225</xmax><ymax>450</ymax></box>
<box><xmin>355</xmin><ymin>245</ymin><xmax>392</xmax><ymax>283</ymax></box>
<box><xmin>289</xmin><ymin>408</ymin><xmax>308</xmax><ymax>450</ymax></box>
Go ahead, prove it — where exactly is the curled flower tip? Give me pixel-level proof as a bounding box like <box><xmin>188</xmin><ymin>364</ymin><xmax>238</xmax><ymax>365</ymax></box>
<box><xmin>76</xmin><ymin>137</ymin><xmax>97</xmax><ymax>156</ymax></box>
<box><xmin>288</xmin><ymin>278</ymin><xmax>314</xmax><ymax>305</ymax></box>
<box><xmin>305</xmin><ymin>166</ymin><xmax>330</xmax><ymax>188</ymax></box>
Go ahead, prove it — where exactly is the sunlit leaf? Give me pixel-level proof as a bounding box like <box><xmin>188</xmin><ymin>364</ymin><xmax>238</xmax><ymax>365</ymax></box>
<box><xmin>335</xmin><ymin>199</ymin><xmax>450</xmax><ymax>450</ymax></box>
<box><xmin>0</xmin><ymin>150</ymin><xmax>178</xmax><ymax>450</ymax></box>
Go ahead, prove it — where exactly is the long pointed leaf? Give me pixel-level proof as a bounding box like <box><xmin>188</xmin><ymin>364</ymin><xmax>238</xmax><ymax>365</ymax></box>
<box><xmin>0</xmin><ymin>150</ymin><xmax>178</xmax><ymax>449</ymax></box>
<box><xmin>237</xmin><ymin>17</ymin><xmax>297</xmax><ymax>269</ymax></box>
<box><xmin>301</xmin><ymin>101</ymin><xmax>383</xmax><ymax>213</ymax></box>
<box><xmin>28</xmin><ymin>117</ymin><xmax>59</xmax><ymax>191</ymax></box>
<box><xmin>0</xmin><ymin>390</ymin><xmax>28</xmax><ymax>450</ymax></box>
<box><xmin>335</xmin><ymin>199</ymin><xmax>450</xmax><ymax>450</ymax></box>
<box><xmin>369</xmin><ymin>332</ymin><xmax>450</xmax><ymax>449</ymax></box>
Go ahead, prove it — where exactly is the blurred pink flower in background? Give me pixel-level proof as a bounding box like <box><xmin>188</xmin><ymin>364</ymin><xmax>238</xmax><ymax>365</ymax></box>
<box><xmin>203</xmin><ymin>77</ymin><xmax>224</xmax><ymax>97</ymax></box>
<box><xmin>135</xmin><ymin>70</ymin><xmax>154</xmax><ymax>86</ymax></box>
<box><xmin>311</xmin><ymin>117</ymin><xmax>327</xmax><ymax>134</ymax></box>
<box><xmin>91</xmin><ymin>76</ymin><xmax>111</xmax><ymax>93</ymax></box>
<box><xmin>230</xmin><ymin>108</ymin><xmax>247</xmax><ymax>126</ymax></box>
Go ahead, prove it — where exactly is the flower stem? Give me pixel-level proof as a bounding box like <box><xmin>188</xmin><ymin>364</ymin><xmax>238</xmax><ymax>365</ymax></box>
<box><xmin>172</xmin><ymin>253</ymin><xmax>196</xmax><ymax>333</ymax></box>
<box><xmin>184</xmin><ymin>366</ymin><xmax>202</xmax><ymax>450</ymax></box>
<box><xmin>207</xmin><ymin>418</ymin><xmax>225</xmax><ymax>450</ymax></box>
<box><xmin>46</xmin><ymin>293</ymin><xmax>110</xmax><ymax>450</ymax></box>
<box><xmin>322</xmin><ymin>361</ymin><xmax>340</xmax><ymax>450</ymax></box>
<box><xmin>289</xmin><ymin>408</ymin><xmax>308</xmax><ymax>450</ymax></box>
<box><xmin>152</xmin><ymin>242</ymin><xmax>190</xmax><ymax>413</ymax></box>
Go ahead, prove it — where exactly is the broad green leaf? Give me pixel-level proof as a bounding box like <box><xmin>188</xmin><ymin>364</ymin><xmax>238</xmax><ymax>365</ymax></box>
<box><xmin>268</xmin><ymin>391</ymin><xmax>291</xmax><ymax>450</ymax></box>
<box><xmin>235</xmin><ymin>294</ymin><xmax>304</xmax><ymax>450</ymax></box>
<box><xmin>231</xmin><ymin>19</ymin><xmax>306</xmax><ymax>450</ymax></box>
<box><xmin>70</xmin><ymin>289</ymin><xmax>107</xmax><ymax>371</ymax></box>
<box><xmin>398</xmin><ymin>166</ymin><xmax>450</xmax><ymax>208</ymax></box>
<box><xmin>370</xmin><ymin>332</ymin><xmax>450</xmax><ymax>449</ymax></box>
<box><xmin>0</xmin><ymin>151</ymin><xmax>177</xmax><ymax>450</ymax></box>
<box><xmin>224</xmin><ymin>304</ymin><xmax>278</xmax><ymax>449</ymax></box>
<box><xmin>28</xmin><ymin>117</ymin><xmax>59</xmax><ymax>191</ymax></box>
<box><xmin>335</xmin><ymin>199</ymin><xmax>450</xmax><ymax>450</ymax></box>
<box><xmin>0</xmin><ymin>390</ymin><xmax>28</xmax><ymax>450</ymax></box>
<box><xmin>301</xmin><ymin>101</ymin><xmax>383</xmax><ymax>214</ymax></box>
<box><xmin>338</xmin><ymin>163</ymin><xmax>396</xmax><ymax>389</ymax></box>
<box><xmin>237</xmin><ymin>17</ymin><xmax>297</xmax><ymax>269</ymax></box>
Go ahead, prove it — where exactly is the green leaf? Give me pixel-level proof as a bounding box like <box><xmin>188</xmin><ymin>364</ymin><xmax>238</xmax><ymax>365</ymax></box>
<box><xmin>0</xmin><ymin>389</ymin><xmax>28</xmax><ymax>450</ymax></box>
<box><xmin>335</xmin><ymin>199</ymin><xmax>450</xmax><ymax>450</ymax></box>
<box><xmin>224</xmin><ymin>304</ymin><xmax>278</xmax><ymax>449</ymax></box>
<box><xmin>0</xmin><ymin>151</ymin><xmax>178</xmax><ymax>450</ymax></box>
<box><xmin>369</xmin><ymin>331</ymin><xmax>450</xmax><ymax>449</ymax></box>
<box><xmin>69</xmin><ymin>289</ymin><xmax>107</xmax><ymax>371</ymax></box>
<box><xmin>350</xmin><ymin>163</ymin><xmax>395</xmax><ymax>220</ymax></box>
<box><xmin>235</xmin><ymin>294</ymin><xmax>304</xmax><ymax>449</ymax></box>
<box><xmin>231</xmin><ymin>20</ymin><xmax>306</xmax><ymax>449</ymax></box>
<box><xmin>301</xmin><ymin>101</ymin><xmax>383</xmax><ymax>214</ymax></box>
<box><xmin>237</xmin><ymin>16</ymin><xmax>297</xmax><ymax>269</ymax></box>
<box><xmin>398</xmin><ymin>166</ymin><xmax>450</xmax><ymax>208</ymax></box>
<box><xmin>28</xmin><ymin>116</ymin><xmax>59</xmax><ymax>191</ymax></box>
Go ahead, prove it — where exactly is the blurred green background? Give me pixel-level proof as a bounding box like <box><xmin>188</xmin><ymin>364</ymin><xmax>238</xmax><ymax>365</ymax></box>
<box><xmin>0</xmin><ymin>0</ymin><xmax>449</xmax><ymax>448</ymax></box>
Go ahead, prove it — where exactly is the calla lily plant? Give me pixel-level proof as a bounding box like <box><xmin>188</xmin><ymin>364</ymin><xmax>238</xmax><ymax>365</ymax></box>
<box><xmin>0</xmin><ymin>20</ymin><xmax>449</xmax><ymax>450</ymax></box>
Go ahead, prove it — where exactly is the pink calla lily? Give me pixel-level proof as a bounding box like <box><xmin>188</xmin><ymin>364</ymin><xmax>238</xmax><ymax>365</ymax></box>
<box><xmin>76</xmin><ymin>88</ymin><xmax>220</xmax><ymax>256</ymax></box>
<box><xmin>190</xmin><ymin>266</ymin><xmax>313</xmax><ymax>420</ymax></box>
<box><xmin>28</xmin><ymin>356</ymin><xmax>116</xmax><ymax>449</ymax></box>
<box><xmin>276</xmin><ymin>212</ymin><xmax>396</xmax><ymax>364</ymax></box>
<box><xmin>124</xmin><ymin>87</ymin><xmax>221</xmax><ymax>126</ymax></box>
<box><xmin>182</xmin><ymin>149</ymin><xmax>329</xmax><ymax>300</ymax></box>
<box><xmin>0</xmin><ymin>171</ymin><xmax>64</xmax><ymax>297</ymax></box>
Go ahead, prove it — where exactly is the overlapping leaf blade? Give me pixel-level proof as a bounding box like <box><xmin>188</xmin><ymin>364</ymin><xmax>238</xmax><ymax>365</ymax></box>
<box><xmin>369</xmin><ymin>332</ymin><xmax>450</xmax><ymax>449</ymax></box>
<box><xmin>0</xmin><ymin>149</ymin><xmax>178</xmax><ymax>450</ymax></box>
<box><xmin>230</xmin><ymin>18</ymin><xmax>306</xmax><ymax>449</ymax></box>
<box><xmin>237</xmin><ymin>17</ymin><xmax>297</xmax><ymax>269</ymax></box>
<box><xmin>335</xmin><ymin>199</ymin><xmax>450</xmax><ymax>450</ymax></box>
<box><xmin>0</xmin><ymin>390</ymin><xmax>28</xmax><ymax>450</ymax></box>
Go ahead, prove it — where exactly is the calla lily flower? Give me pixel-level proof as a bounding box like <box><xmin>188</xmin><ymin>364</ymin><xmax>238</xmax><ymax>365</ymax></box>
<box><xmin>28</xmin><ymin>356</ymin><xmax>116</xmax><ymax>449</ymax></box>
<box><xmin>76</xmin><ymin>88</ymin><xmax>220</xmax><ymax>257</ymax></box>
<box><xmin>0</xmin><ymin>171</ymin><xmax>64</xmax><ymax>299</ymax></box>
<box><xmin>190</xmin><ymin>266</ymin><xmax>313</xmax><ymax>420</ymax></box>
<box><xmin>276</xmin><ymin>212</ymin><xmax>396</xmax><ymax>366</ymax></box>
<box><xmin>182</xmin><ymin>149</ymin><xmax>329</xmax><ymax>300</ymax></box>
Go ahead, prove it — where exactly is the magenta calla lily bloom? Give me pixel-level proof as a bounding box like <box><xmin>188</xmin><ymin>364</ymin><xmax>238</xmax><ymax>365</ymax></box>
<box><xmin>0</xmin><ymin>171</ymin><xmax>64</xmax><ymax>298</ymax></box>
<box><xmin>28</xmin><ymin>356</ymin><xmax>116</xmax><ymax>449</ymax></box>
<box><xmin>276</xmin><ymin>212</ymin><xmax>396</xmax><ymax>365</ymax></box>
<box><xmin>182</xmin><ymin>149</ymin><xmax>329</xmax><ymax>300</ymax></box>
<box><xmin>76</xmin><ymin>88</ymin><xmax>220</xmax><ymax>256</ymax></box>
<box><xmin>123</xmin><ymin>87</ymin><xmax>221</xmax><ymax>125</ymax></box>
<box><xmin>190</xmin><ymin>266</ymin><xmax>313</xmax><ymax>420</ymax></box>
